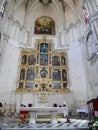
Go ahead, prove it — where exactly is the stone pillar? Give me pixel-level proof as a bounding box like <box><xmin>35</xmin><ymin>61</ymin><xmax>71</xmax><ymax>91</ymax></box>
<box><xmin>94</xmin><ymin>0</ymin><xmax>98</xmax><ymax>9</ymax></box>
<box><xmin>27</xmin><ymin>27</ymin><xmax>33</xmax><ymax>46</ymax></box>
<box><xmin>5</xmin><ymin>16</ymin><xmax>13</xmax><ymax>35</ymax></box>
<box><xmin>86</xmin><ymin>0</ymin><xmax>98</xmax><ymax>47</ymax></box>
<box><xmin>1</xmin><ymin>0</ymin><xmax>9</xmax><ymax>24</ymax></box>
<box><xmin>56</xmin><ymin>26</ymin><xmax>61</xmax><ymax>48</ymax></box>
<box><xmin>14</xmin><ymin>21</ymin><xmax>20</xmax><ymax>41</ymax></box>
<box><xmin>21</xmin><ymin>28</ymin><xmax>28</xmax><ymax>46</ymax></box>
<box><xmin>86</xmin><ymin>0</ymin><xmax>92</xmax><ymax>15</ymax></box>
<box><xmin>0</xmin><ymin>32</ymin><xmax>9</xmax><ymax>53</ymax></box>
<box><xmin>0</xmin><ymin>32</ymin><xmax>9</xmax><ymax>71</ymax></box>
<box><xmin>89</xmin><ymin>14</ymin><xmax>98</xmax><ymax>46</ymax></box>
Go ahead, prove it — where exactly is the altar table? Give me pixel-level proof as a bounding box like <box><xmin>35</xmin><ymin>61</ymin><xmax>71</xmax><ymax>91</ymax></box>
<box><xmin>19</xmin><ymin>107</ymin><xmax>68</xmax><ymax>124</ymax></box>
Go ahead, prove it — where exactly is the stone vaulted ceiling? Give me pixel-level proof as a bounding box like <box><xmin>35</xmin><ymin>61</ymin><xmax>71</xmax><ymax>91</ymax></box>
<box><xmin>13</xmin><ymin>0</ymin><xmax>77</xmax><ymax>15</ymax></box>
<box><xmin>11</xmin><ymin>0</ymin><xmax>83</xmax><ymax>28</ymax></box>
<box><xmin>3</xmin><ymin>0</ymin><xmax>84</xmax><ymax>32</ymax></box>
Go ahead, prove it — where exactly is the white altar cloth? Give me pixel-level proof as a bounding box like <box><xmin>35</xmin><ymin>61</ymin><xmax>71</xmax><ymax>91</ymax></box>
<box><xmin>19</xmin><ymin>107</ymin><xmax>68</xmax><ymax>124</ymax></box>
<box><xmin>19</xmin><ymin>107</ymin><xmax>66</xmax><ymax>112</ymax></box>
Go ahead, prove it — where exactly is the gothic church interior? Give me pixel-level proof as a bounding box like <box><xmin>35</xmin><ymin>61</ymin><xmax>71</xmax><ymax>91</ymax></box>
<box><xmin>0</xmin><ymin>0</ymin><xmax>98</xmax><ymax>126</ymax></box>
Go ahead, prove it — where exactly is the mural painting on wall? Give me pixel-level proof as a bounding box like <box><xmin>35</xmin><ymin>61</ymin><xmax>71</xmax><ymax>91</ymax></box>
<box><xmin>35</xmin><ymin>16</ymin><xmax>55</xmax><ymax>35</ymax></box>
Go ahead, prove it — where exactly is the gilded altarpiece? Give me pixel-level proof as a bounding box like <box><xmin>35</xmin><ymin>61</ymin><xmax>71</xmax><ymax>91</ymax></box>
<box><xmin>16</xmin><ymin>40</ymin><xmax>69</xmax><ymax>97</ymax></box>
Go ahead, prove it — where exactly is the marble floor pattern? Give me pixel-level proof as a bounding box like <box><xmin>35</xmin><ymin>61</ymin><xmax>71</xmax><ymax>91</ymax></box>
<box><xmin>0</xmin><ymin>117</ymin><xmax>89</xmax><ymax>130</ymax></box>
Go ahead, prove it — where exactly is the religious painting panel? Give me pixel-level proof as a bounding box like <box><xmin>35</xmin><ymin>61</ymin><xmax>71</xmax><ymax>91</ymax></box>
<box><xmin>52</xmin><ymin>56</ymin><xmax>60</xmax><ymax>66</ymax></box>
<box><xmin>61</xmin><ymin>56</ymin><xmax>66</xmax><ymax>65</ymax></box>
<box><xmin>20</xmin><ymin>69</ymin><xmax>25</xmax><ymax>80</ymax></box>
<box><xmin>63</xmin><ymin>83</ymin><xmax>67</xmax><ymax>89</ymax></box>
<box><xmin>40</xmin><ymin>69</ymin><xmax>48</xmax><ymax>78</ymax></box>
<box><xmin>62</xmin><ymin>69</ymin><xmax>67</xmax><ymax>81</ymax></box>
<box><xmin>40</xmin><ymin>43</ymin><xmax>48</xmax><ymax>53</ymax></box>
<box><xmin>25</xmin><ymin>83</ymin><xmax>35</xmax><ymax>89</ymax></box>
<box><xmin>38</xmin><ymin>92</ymin><xmax>48</xmax><ymax>103</ymax></box>
<box><xmin>21</xmin><ymin>55</ymin><xmax>27</xmax><ymax>65</ymax></box>
<box><xmin>18</xmin><ymin>82</ymin><xmax>24</xmax><ymax>89</ymax></box>
<box><xmin>40</xmin><ymin>54</ymin><xmax>48</xmax><ymax>66</ymax></box>
<box><xmin>52</xmin><ymin>69</ymin><xmax>61</xmax><ymax>81</ymax></box>
<box><xmin>26</xmin><ymin>68</ymin><xmax>35</xmax><ymax>80</ymax></box>
<box><xmin>40</xmin><ymin>84</ymin><xmax>46</xmax><ymax>91</ymax></box>
<box><xmin>34</xmin><ymin>16</ymin><xmax>55</xmax><ymax>35</ymax></box>
<box><xmin>28</xmin><ymin>55</ymin><xmax>36</xmax><ymax>65</ymax></box>
<box><xmin>52</xmin><ymin>83</ymin><xmax>61</xmax><ymax>89</ymax></box>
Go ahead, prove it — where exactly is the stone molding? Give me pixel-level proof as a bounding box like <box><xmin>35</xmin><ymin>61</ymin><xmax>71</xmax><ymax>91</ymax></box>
<box><xmin>88</xmin><ymin>11</ymin><xmax>98</xmax><ymax>23</ymax></box>
<box><xmin>64</xmin><ymin>19</ymin><xmax>81</xmax><ymax>33</ymax></box>
<box><xmin>2</xmin><ymin>32</ymin><xmax>10</xmax><ymax>41</ymax></box>
<box><xmin>1</xmin><ymin>16</ymin><xmax>30</xmax><ymax>46</ymax></box>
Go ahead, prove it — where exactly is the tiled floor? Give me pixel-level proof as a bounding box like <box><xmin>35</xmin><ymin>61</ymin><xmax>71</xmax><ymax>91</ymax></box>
<box><xmin>0</xmin><ymin>117</ymin><xmax>89</xmax><ymax>130</ymax></box>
